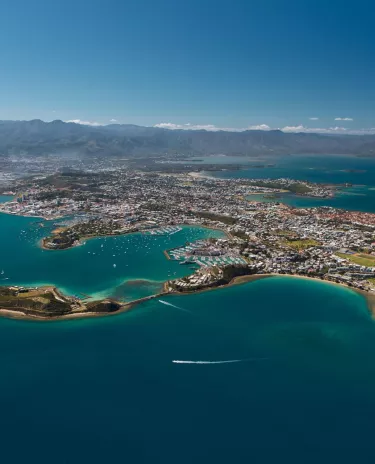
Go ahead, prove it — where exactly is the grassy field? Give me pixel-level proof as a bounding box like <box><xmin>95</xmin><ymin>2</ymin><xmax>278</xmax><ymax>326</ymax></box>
<box><xmin>274</xmin><ymin>230</ymin><xmax>298</xmax><ymax>238</ymax></box>
<box><xmin>336</xmin><ymin>252</ymin><xmax>375</xmax><ymax>267</ymax></box>
<box><xmin>283</xmin><ymin>239</ymin><xmax>320</xmax><ymax>251</ymax></box>
<box><xmin>194</xmin><ymin>211</ymin><xmax>237</xmax><ymax>225</ymax></box>
<box><xmin>250</xmin><ymin>181</ymin><xmax>312</xmax><ymax>194</ymax></box>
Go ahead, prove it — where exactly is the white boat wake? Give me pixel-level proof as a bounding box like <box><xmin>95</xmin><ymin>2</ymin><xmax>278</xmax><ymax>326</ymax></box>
<box><xmin>158</xmin><ymin>300</ymin><xmax>192</xmax><ymax>314</ymax></box>
<box><xmin>172</xmin><ymin>358</ymin><xmax>268</xmax><ymax>365</ymax></box>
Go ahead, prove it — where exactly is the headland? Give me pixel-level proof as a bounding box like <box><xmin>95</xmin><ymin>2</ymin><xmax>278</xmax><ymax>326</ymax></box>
<box><xmin>1</xmin><ymin>166</ymin><xmax>375</xmax><ymax>321</ymax></box>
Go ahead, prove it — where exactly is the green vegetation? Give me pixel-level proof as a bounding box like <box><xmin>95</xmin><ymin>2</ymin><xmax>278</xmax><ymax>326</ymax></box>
<box><xmin>0</xmin><ymin>286</ymin><xmax>122</xmax><ymax>318</ymax></box>
<box><xmin>231</xmin><ymin>229</ymin><xmax>248</xmax><ymax>240</ymax></box>
<box><xmin>283</xmin><ymin>238</ymin><xmax>320</xmax><ymax>250</ymax></box>
<box><xmin>35</xmin><ymin>190</ymin><xmax>73</xmax><ymax>201</ymax></box>
<box><xmin>43</xmin><ymin>219</ymin><xmax>127</xmax><ymax>249</ymax></box>
<box><xmin>249</xmin><ymin>181</ymin><xmax>312</xmax><ymax>194</ymax></box>
<box><xmin>336</xmin><ymin>252</ymin><xmax>375</xmax><ymax>267</ymax></box>
<box><xmin>274</xmin><ymin>230</ymin><xmax>298</xmax><ymax>238</ymax></box>
<box><xmin>43</xmin><ymin>229</ymin><xmax>79</xmax><ymax>249</ymax></box>
<box><xmin>0</xmin><ymin>287</ymin><xmax>71</xmax><ymax>316</ymax></box>
<box><xmin>194</xmin><ymin>211</ymin><xmax>237</xmax><ymax>225</ymax></box>
<box><xmin>288</xmin><ymin>183</ymin><xmax>313</xmax><ymax>194</ymax></box>
<box><xmin>171</xmin><ymin>264</ymin><xmax>255</xmax><ymax>293</ymax></box>
<box><xmin>221</xmin><ymin>264</ymin><xmax>253</xmax><ymax>282</ymax></box>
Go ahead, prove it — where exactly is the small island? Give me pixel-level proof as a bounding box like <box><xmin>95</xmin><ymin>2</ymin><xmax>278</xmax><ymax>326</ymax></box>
<box><xmin>1</xmin><ymin>169</ymin><xmax>375</xmax><ymax>320</ymax></box>
<box><xmin>42</xmin><ymin>219</ymin><xmax>141</xmax><ymax>250</ymax></box>
<box><xmin>0</xmin><ymin>286</ymin><xmax>124</xmax><ymax>320</ymax></box>
<box><xmin>3</xmin><ymin>230</ymin><xmax>375</xmax><ymax>321</ymax></box>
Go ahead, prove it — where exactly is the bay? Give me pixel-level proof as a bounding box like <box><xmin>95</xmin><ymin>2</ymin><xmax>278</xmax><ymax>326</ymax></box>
<box><xmin>2</xmin><ymin>184</ymin><xmax>375</xmax><ymax>463</ymax></box>
<box><xmin>0</xmin><ymin>208</ymin><xmax>224</xmax><ymax>300</ymax></box>
<box><xmin>0</xmin><ymin>277</ymin><xmax>375</xmax><ymax>463</ymax></box>
<box><xmin>196</xmin><ymin>154</ymin><xmax>375</xmax><ymax>212</ymax></box>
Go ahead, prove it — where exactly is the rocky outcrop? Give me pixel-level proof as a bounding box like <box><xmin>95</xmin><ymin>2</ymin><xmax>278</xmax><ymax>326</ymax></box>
<box><xmin>0</xmin><ymin>287</ymin><xmax>123</xmax><ymax>319</ymax></box>
<box><xmin>85</xmin><ymin>299</ymin><xmax>122</xmax><ymax>314</ymax></box>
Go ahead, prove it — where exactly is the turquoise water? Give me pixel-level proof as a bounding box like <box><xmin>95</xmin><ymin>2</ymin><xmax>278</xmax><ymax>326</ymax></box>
<box><xmin>2</xmin><ymin>191</ymin><xmax>375</xmax><ymax>462</ymax></box>
<box><xmin>0</xmin><ymin>195</ymin><xmax>13</xmax><ymax>203</ymax></box>
<box><xmin>0</xmin><ymin>210</ymin><xmax>223</xmax><ymax>300</ymax></box>
<box><xmin>211</xmin><ymin>154</ymin><xmax>375</xmax><ymax>183</ymax></box>
<box><xmin>248</xmin><ymin>184</ymin><xmax>374</xmax><ymax>210</ymax></box>
<box><xmin>211</xmin><ymin>154</ymin><xmax>375</xmax><ymax>212</ymax></box>
<box><xmin>1</xmin><ymin>277</ymin><xmax>375</xmax><ymax>463</ymax></box>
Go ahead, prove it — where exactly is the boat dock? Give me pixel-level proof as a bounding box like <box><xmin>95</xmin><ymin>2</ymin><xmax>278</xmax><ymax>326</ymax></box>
<box><xmin>146</xmin><ymin>226</ymin><xmax>183</xmax><ymax>236</ymax></box>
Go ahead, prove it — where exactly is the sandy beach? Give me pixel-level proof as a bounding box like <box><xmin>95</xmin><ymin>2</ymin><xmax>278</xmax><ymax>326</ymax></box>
<box><xmin>1</xmin><ymin>272</ymin><xmax>374</xmax><ymax>322</ymax></box>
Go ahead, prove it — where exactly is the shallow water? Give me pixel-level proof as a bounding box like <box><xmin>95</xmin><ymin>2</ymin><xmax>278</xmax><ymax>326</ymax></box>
<box><xmin>211</xmin><ymin>154</ymin><xmax>375</xmax><ymax>212</ymax></box>
<box><xmin>1</xmin><ymin>277</ymin><xmax>375</xmax><ymax>463</ymax></box>
<box><xmin>0</xmin><ymin>209</ymin><xmax>223</xmax><ymax>300</ymax></box>
<box><xmin>2</xmin><ymin>171</ymin><xmax>375</xmax><ymax>463</ymax></box>
<box><xmin>247</xmin><ymin>184</ymin><xmax>375</xmax><ymax>211</ymax></box>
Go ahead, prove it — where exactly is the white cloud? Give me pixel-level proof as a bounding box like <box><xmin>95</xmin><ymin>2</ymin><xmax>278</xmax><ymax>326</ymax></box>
<box><xmin>66</xmin><ymin>119</ymin><xmax>102</xmax><ymax>126</ymax></box>
<box><xmin>154</xmin><ymin>122</ymin><xmax>271</xmax><ymax>132</ymax></box>
<box><xmin>154</xmin><ymin>122</ymin><xmax>375</xmax><ymax>135</ymax></box>
<box><xmin>110</xmin><ymin>119</ymin><xmax>117</xmax><ymax>123</ymax></box>
<box><xmin>282</xmin><ymin>125</ymin><xmax>306</xmax><ymax>132</ymax></box>
<box><xmin>334</xmin><ymin>117</ymin><xmax>354</xmax><ymax>121</ymax></box>
<box><xmin>281</xmin><ymin>125</ymin><xmax>375</xmax><ymax>135</ymax></box>
<box><xmin>282</xmin><ymin>125</ymin><xmax>343</xmax><ymax>133</ymax></box>
<box><xmin>247</xmin><ymin>124</ymin><xmax>271</xmax><ymax>130</ymax></box>
<box><xmin>155</xmin><ymin>122</ymin><xmax>226</xmax><ymax>131</ymax></box>
<box><xmin>309</xmin><ymin>117</ymin><xmax>319</xmax><ymax>120</ymax></box>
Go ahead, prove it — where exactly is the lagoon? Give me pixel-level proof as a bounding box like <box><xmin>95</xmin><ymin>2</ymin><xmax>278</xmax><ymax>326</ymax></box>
<box><xmin>201</xmin><ymin>154</ymin><xmax>375</xmax><ymax>212</ymax></box>
<box><xmin>247</xmin><ymin>184</ymin><xmax>375</xmax><ymax>211</ymax></box>
<box><xmin>0</xmin><ymin>210</ymin><xmax>224</xmax><ymax>301</ymax></box>
<box><xmin>1</xmin><ymin>277</ymin><xmax>375</xmax><ymax>463</ymax></box>
<box><xmin>2</xmin><ymin>190</ymin><xmax>375</xmax><ymax>463</ymax></box>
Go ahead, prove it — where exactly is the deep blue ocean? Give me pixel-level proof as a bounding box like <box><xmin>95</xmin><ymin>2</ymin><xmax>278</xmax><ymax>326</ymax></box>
<box><xmin>2</xmin><ymin>152</ymin><xmax>375</xmax><ymax>464</ymax></box>
<box><xmin>1</xmin><ymin>278</ymin><xmax>375</xmax><ymax>463</ymax></box>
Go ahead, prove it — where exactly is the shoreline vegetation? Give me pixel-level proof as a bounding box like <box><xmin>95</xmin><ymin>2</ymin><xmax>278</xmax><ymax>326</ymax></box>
<box><xmin>1</xmin><ymin>175</ymin><xmax>375</xmax><ymax>321</ymax></box>
<box><xmin>40</xmin><ymin>222</ymin><xmax>232</xmax><ymax>251</ymax></box>
<box><xmin>1</xmin><ymin>217</ymin><xmax>375</xmax><ymax>321</ymax></box>
<box><xmin>1</xmin><ymin>273</ymin><xmax>375</xmax><ymax>322</ymax></box>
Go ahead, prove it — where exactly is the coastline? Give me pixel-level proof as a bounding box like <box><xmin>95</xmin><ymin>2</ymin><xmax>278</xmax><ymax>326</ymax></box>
<box><xmin>0</xmin><ymin>210</ymin><xmax>64</xmax><ymax>221</ymax></box>
<box><xmin>0</xmin><ymin>290</ymin><xmax>168</xmax><ymax>322</ymax></box>
<box><xmin>163</xmin><ymin>273</ymin><xmax>375</xmax><ymax>316</ymax></box>
<box><xmin>264</xmin><ymin>274</ymin><xmax>375</xmax><ymax>316</ymax></box>
<box><xmin>2</xmin><ymin>203</ymin><xmax>375</xmax><ymax>322</ymax></box>
<box><xmin>40</xmin><ymin>222</ymin><xmax>229</xmax><ymax>251</ymax></box>
<box><xmin>40</xmin><ymin>230</ymin><xmax>135</xmax><ymax>250</ymax></box>
<box><xmin>2</xmin><ymin>272</ymin><xmax>374</xmax><ymax>322</ymax></box>
<box><xmin>198</xmin><ymin>223</ymin><xmax>232</xmax><ymax>239</ymax></box>
<box><xmin>188</xmin><ymin>171</ymin><xmax>214</xmax><ymax>179</ymax></box>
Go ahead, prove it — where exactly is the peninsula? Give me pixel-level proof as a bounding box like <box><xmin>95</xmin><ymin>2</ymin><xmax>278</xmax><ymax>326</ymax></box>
<box><xmin>1</xmin><ymin>167</ymin><xmax>375</xmax><ymax>320</ymax></box>
<box><xmin>0</xmin><ymin>285</ymin><xmax>122</xmax><ymax>320</ymax></box>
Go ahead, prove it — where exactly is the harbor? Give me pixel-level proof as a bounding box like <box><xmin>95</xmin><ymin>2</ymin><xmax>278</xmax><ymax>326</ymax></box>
<box><xmin>167</xmin><ymin>239</ymin><xmax>248</xmax><ymax>267</ymax></box>
<box><xmin>146</xmin><ymin>225</ymin><xmax>183</xmax><ymax>236</ymax></box>
<box><xmin>0</xmin><ymin>212</ymin><xmax>225</xmax><ymax>302</ymax></box>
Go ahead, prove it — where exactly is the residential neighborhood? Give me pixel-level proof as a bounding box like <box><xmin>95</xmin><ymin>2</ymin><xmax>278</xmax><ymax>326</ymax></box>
<box><xmin>1</xmin><ymin>168</ymin><xmax>375</xmax><ymax>294</ymax></box>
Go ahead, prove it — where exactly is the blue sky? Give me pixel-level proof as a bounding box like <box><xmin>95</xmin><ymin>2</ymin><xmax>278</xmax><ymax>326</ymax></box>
<box><xmin>0</xmin><ymin>0</ymin><xmax>374</xmax><ymax>133</ymax></box>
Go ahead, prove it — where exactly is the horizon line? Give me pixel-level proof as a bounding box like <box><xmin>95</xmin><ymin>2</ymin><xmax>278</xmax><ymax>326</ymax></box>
<box><xmin>0</xmin><ymin>118</ymin><xmax>374</xmax><ymax>136</ymax></box>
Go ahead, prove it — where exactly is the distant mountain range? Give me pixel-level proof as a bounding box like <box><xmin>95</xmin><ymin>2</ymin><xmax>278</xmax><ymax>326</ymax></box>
<box><xmin>1</xmin><ymin>119</ymin><xmax>375</xmax><ymax>157</ymax></box>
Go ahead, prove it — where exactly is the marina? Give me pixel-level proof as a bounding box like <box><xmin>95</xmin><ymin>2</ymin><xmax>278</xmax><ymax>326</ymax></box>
<box><xmin>0</xmin><ymin>209</ymin><xmax>225</xmax><ymax>302</ymax></box>
<box><xmin>146</xmin><ymin>225</ymin><xmax>183</xmax><ymax>236</ymax></box>
<box><xmin>2</xmin><ymin>2</ymin><xmax>375</xmax><ymax>461</ymax></box>
<box><xmin>167</xmin><ymin>239</ymin><xmax>248</xmax><ymax>267</ymax></box>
